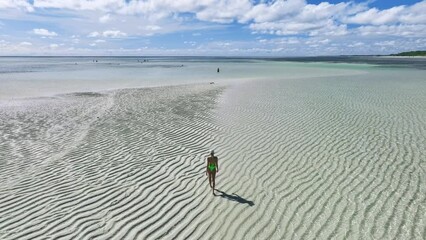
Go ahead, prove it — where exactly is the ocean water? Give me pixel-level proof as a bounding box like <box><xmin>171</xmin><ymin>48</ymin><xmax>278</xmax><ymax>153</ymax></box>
<box><xmin>0</xmin><ymin>56</ymin><xmax>425</xmax><ymax>239</ymax></box>
<box><xmin>212</xmin><ymin>66</ymin><xmax>426</xmax><ymax>239</ymax></box>
<box><xmin>0</xmin><ymin>56</ymin><xmax>375</xmax><ymax>100</ymax></box>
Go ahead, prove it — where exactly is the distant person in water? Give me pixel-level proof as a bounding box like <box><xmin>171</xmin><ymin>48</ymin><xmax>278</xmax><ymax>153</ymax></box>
<box><xmin>206</xmin><ymin>150</ymin><xmax>219</xmax><ymax>195</ymax></box>
<box><xmin>217</xmin><ymin>68</ymin><xmax>220</xmax><ymax>73</ymax></box>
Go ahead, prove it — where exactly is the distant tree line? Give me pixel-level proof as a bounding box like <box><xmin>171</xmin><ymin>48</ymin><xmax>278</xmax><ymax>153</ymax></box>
<box><xmin>390</xmin><ymin>51</ymin><xmax>426</xmax><ymax>56</ymax></box>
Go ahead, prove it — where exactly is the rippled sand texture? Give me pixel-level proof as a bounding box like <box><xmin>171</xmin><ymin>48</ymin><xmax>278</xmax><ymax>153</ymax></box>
<box><xmin>1</xmin><ymin>67</ymin><xmax>426</xmax><ymax>240</ymax></box>
<box><xmin>210</xmin><ymin>69</ymin><xmax>426</xmax><ymax>239</ymax></box>
<box><xmin>0</xmin><ymin>85</ymin><xmax>225</xmax><ymax>239</ymax></box>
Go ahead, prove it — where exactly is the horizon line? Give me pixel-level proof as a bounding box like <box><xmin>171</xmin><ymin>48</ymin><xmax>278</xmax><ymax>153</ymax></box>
<box><xmin>0</xmin><ymin>54</ymin><xmax>396</xmax><ymax>58</ymax></box>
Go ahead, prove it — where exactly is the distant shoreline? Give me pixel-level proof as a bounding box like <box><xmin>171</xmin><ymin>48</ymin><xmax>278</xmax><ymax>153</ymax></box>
<box><xmin>0</xmin><ymin>54</ymin><xmax>425</xmax><ymax>58</ymax></box>
<box><xmin>377</xmin><ymin>55</ymin><xmax>426</xmax><ymax>59</ymax></box>
<box><xmin>389</xmin><ymin>50</ymin><xmax>426</xmax><ymax>57</ymax></box>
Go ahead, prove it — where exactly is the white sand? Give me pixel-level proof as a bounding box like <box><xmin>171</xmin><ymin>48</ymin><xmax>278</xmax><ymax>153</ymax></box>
<box><xmin>1</xmin><ymin>68</ymin><xmax>426</xmax><ymax>239</ymax></box>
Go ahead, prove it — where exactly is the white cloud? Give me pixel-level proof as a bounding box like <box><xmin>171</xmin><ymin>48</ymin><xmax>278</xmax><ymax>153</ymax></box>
<box><xmin>0</xmin><ymin>0</ymin><xmax>34</xmax><ymax>12</ymax></box>
<box><xmin>348</xmin><ymin>42</ymin><xmax>365</xmax><ymax>48</ymax></box>
<box><xmin>250</xmin><ymin>21</ymin><xmax>317</xmax><ymax>35</ymax></box>
<box><xmin>102</xmin><ymin>30</ymin><xmax>127</xmax><ymax>38</ymax></box>
<box><xmin>242</xmin><ymin>0</ymin><xmax>305</xmax><ymax>23</ymax></box>
<box><xmin>345</xmin><ymin>1</ymin><xmax>426</xmax><ymax>25</ymax></box>
<box><xmin>99</xmin><ymin>14</ymin><xmax>111</xmax><ymax>23</ymax></box>
<box><xmin>19</xmin><ymin>41</ymin><xmax>32</xmax><ymax>46</ymax></box>
<box><xmin>33</xmin><ymin>0</ymin><xmax>125</xmax><ymax>11</ymax></box>
<box><xmin>240</xmin><ymin>0</ymin><xmax>426</xmax><ymax>38</ymax></box>
<box><xmin>298</xmin><ymin>2</ymin><xmax>353</xmax><ymax>22</ymax></box>
<box><xmin>317</xmin><ymin>39</ymin><xmax>330</xmax><ymax>44</ymax></box>
<box><xmin>374</xmin><ymin>41</ymin><xmax>396</xmax><ymax>46</ymax></box>
<box><xmin>308</xmin><ymin>21</ymin><xmax>348</xmax><ymax>37</ymax></box>
<box><xmin>250</xmin><ymin>19</ymin><xmax>347</xmax><ymax>37</ymax></box>
<box><xmin>88</xmin><ymin>30</ymin><xmax>126</xmax><ymax>38</ymax></box>
<box><xmin>119</xmin><ymin>0</ymin><xmax>209</xmax><ymax>17</ymax></box>
<box><xmin>184</xmin><ymin>41</ymin><xmax>196</xmax><ymax>46</ymax></box>
<box><xmin>357</xmin><ymin>24</ymin><xmax>426</xmax><ymax>37</ymax></box>
<box><xmin>49</xmin><ymin>43</ymin><xmax>59</xmax><ymax>48</ymax></box>
<box><xmin>145</xmin><ymin>25</ymin><xmax>161</xmax><ymax>31</ymax></box>
<box><xmin>245</xmin><ymin>1</ymin><xmax>360</xmax><ymax>37</ymax></box>
<box><xmin>275</xmin><ymin>38</ymin><xmax>300</xmax><ymax>45</ymax></box>
<box><xmin>2</xmin><ymin>0</ymin><xmax>426</xmax><ymax>56</ymax></box>
<box><xmin>400</xmin><ymin>1</ymin><xmax>426</xmax><ymax>24</ymax></box>
<box><xmin>9</xmin><ymin>0</ymin><xmax>426</xmax><ymax>39</ymax></box>
<box><xmin>33</xmin><ymin>28</ymin><xmax>58</xmax><ymax>36</ymax></box>
<box><xmin>345</xmin><ymin>6</ymin><xmax>405</xmax><ymax>25</ymax></box>
<box><xmin>257</xmin><ymin>37</ymin><xmax>301</xmax><ymax>46</ymax></box>
<box><xmin>195</xmin><ymin>0</ymin><xmax>252</xmax><ymax>23</ymax></box>
<box><xmin>88</xmin><ymin>31</ymin><xmax>100</xmax><ymax>37</ymax></box>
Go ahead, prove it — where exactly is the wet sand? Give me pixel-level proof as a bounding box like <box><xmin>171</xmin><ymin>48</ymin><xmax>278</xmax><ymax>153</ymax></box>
<box><xmin>1</xmin><ymin>65</ymin><xmax>425</xmax><ymax>239</ymax></box>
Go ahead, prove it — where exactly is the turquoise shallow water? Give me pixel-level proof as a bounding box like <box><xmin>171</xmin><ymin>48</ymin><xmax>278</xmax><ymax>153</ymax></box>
<box><xmin>0</xmin><ymin>57</ymin><xmax>373</xmax><ymax>100</ymax></box>
<box><xmin>0</xmin><ymin>57</ymin><xmax>425</xmax><ymax>239</ymax></box>
<box><xmin>207</xmin><ymin>65</ymin><xmax>426</xmax><ymax>239</ymax></box>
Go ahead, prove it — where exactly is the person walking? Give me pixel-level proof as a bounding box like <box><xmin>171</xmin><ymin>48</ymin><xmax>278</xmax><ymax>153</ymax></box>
<box><xmin>206</xmin><ymin>150</ymin><xmax>219</xmax><ymax>195</ymax></box>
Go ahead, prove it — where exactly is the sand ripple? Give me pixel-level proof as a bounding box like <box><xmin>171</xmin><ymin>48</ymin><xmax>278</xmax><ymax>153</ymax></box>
<box><xmin>1</xmin><ymin>69</ymin><xmax>426</xmax><ymax>240</ymax></box>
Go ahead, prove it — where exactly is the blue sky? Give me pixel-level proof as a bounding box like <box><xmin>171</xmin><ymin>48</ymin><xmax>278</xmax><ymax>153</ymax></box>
<box><xmin>1</xmin><ymin>0</ymin><xmax>426</xmax><ymax>56</ymax></box>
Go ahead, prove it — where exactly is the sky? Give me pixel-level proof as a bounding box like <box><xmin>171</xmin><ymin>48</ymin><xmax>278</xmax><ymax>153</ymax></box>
<box><xmin>0</xmin><ymin>0</ymin><xmax>426</xmax><ymax>56</ymax></box>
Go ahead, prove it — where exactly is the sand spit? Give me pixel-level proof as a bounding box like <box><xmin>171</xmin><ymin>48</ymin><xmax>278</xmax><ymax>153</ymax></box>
<box><xmin>1</xmin><ymin>68</ymin><xmax>426</xmax><ymax>240</ymax></box>
<box><xmin>0</xmin><ymin>84</ymin><xmax>225</xmax><ymax>239</ymax></box>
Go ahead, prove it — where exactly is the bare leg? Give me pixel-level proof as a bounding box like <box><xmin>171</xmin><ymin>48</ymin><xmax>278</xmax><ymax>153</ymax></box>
<box><xmin>212</xmin><ymin>172</ymin><xmax>216</xmax><ymax>194</ymax></box>
<box><xmin>208</xmin><ymin>173</ymin><xmax>212</xmax><ymax>188</ymax></box>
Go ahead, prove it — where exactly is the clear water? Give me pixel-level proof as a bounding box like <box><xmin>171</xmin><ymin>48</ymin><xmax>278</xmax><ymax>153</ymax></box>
<box><xmin>0</xmin><ymin>56</ymin><xmax>425</xmax><ymax>239</ymax></box>
<box><xmin>0</xmin><ymin>56</ymin><xmax>374</xmax><ymax>100</ymax></box>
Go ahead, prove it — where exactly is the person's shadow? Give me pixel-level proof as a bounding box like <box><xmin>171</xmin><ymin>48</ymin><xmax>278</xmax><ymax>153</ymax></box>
<box><xmin>215</xmin><ymin>189</ymin><xmax>255</xmax><ymax>206</ymax></box>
